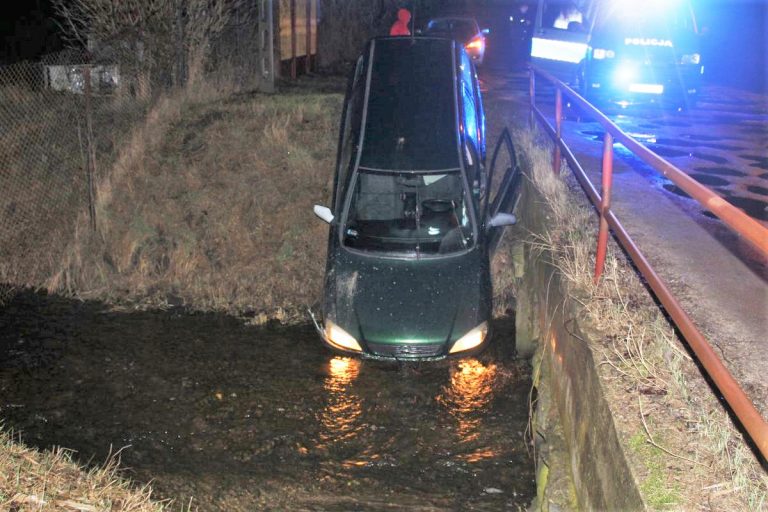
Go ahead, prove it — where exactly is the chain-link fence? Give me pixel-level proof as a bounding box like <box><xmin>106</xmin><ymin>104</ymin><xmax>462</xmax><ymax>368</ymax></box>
<box><xmin>0</xmin><ymin>48</ymin><xmax>151</xmax><ymax>301</ymax></box>
<box><xmin>0</xmin><ymin>2</ymin><xmax>272</xmax><ymax>303</ymax></box>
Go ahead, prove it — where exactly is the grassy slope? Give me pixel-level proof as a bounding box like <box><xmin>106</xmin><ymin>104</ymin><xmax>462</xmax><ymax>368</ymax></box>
<box><xmin>50</xmin><ymin>81</ymin><xmax>343</xmax><ymax>321</ymax></box>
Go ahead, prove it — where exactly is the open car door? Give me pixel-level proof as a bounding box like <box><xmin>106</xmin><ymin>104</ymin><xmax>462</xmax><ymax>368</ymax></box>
<box><xmin>484</xmin><ymin>128</ymin><xmax>522</xmax><ymax>253</ymax></box>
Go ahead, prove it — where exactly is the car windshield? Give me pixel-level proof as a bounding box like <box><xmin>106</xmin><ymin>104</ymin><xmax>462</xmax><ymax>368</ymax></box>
<box><xmin>343</xmin><ymin>169</ymin><xmax>475</xmax><ymax>257</ymax></box>
<box><xmin>426</xmin><ymin>19</ymin><xmax>478</xmax><ymax>41</ymax></box>
<box><xmin>597</xmin><ymin>2</ymin><xmax>697</xmax><ymax>35</ymax></box>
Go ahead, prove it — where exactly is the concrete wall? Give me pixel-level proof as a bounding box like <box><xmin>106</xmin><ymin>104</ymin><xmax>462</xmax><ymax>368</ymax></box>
<box><xmin>515</xmin><ymin>173</ymin><xmax>645</xmax><ymax>511</ymax></box>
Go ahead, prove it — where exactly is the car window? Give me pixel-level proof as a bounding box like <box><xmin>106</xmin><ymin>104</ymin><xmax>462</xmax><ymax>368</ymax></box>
<box><xmin>426</xmin><ymin>18</ymin><xmax>478</xmax><ymax>41</ymax></box>
<box><xmin>335</xmin><ymin>54</ymin><xmax>366</xmax><ymax>210</ymax></box>
<box><xmin>451</xmin><ymin>19</ymin><xmax>479</xmax><ymax>40</ymax></box>
<box><xmin>360</xmin><ymin>39</ymin><xmax>459</xmax><ymax>171</ymax></box>
<box><xmin>459</xmin><ymin>50</ymin><xmax>479</xmax><ymax>157</ymax></box>
<box><xmin>343</xmin><ymin>170</ymin><xmax>475</xmax><ymax>256</ymax></box>
<box><xmin>427</xmin><ymin>19</ymin><xmax>452</xmax><ymax>32</ymax></box>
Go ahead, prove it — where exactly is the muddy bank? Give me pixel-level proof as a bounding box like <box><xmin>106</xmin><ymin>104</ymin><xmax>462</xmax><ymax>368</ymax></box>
<box><xmin>1</xmin><ymin>290</ymin><xmax>535</xmax><ymax>510</ymax></box>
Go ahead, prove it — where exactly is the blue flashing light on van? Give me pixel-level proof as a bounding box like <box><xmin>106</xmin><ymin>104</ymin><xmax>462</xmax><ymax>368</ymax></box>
<box><xmin>530</xmin><ymin>0</ymin><xmax>704</xmax><ymax>108</ymax></box>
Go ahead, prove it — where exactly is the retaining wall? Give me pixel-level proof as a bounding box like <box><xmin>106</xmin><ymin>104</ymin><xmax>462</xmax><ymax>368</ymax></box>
<box><xmin>514</xmin><ymin>172</ymin><xmax>645</xmax><ymax>511</ymax></box>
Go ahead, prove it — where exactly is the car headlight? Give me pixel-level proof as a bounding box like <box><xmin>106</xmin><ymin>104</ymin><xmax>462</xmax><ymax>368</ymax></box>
<box><xmin>680</xmin><ymin>53</ymin><xmax>700</xmax><ymax>65</ymax></box>
<box><xmin>449</xmin><ymin>322</ymin><xmax>489</xmax><ymax>354</ymax></box>
<box><xmin>324</xmin><ymin>320</ymin><xmax>363</xmax><ymax>352</ymax></box>
<box><xmin>592</xmin><ymin>48</ymin><xmax>615</xmax><ymax>60</ymax></box>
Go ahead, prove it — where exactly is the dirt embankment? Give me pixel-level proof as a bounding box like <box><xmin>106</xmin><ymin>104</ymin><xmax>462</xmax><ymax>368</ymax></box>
<box><xmin>48</xmin><ymin>79</ymin><xmax>345</xmax><ymax>322</ymax></box>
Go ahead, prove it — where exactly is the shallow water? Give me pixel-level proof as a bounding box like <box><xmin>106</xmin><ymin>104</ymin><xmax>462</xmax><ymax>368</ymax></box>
<box><xmin>0</xmin><ymin>290</ymin><xmax>535</xmax><ymax>511</ymax></box>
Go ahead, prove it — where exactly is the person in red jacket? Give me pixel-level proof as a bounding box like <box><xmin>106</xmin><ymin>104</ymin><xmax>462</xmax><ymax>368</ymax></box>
<box><xmin>389</xmin><ymin>8</ymin><xmax>412</xmax><ymax>36</ymax></box>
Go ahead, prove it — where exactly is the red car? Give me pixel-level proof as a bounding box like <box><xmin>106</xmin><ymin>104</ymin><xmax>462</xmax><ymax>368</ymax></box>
<box><xmin>424</xmin><ymin>17</ymin><xmax>489</xmax><ymax>65</ymax></box>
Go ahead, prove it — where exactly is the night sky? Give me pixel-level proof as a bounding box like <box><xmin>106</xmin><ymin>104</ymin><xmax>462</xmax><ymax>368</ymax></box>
<box><xmin>696</xmin><ymin>0</ymin><xmax>767</xmax><ymax>92</ymax></box>
<box><xmin>1</xmin><ymin>0</ymin><xmax>766</xmax><ymax>92</ymax></box>
<box><xmin>1</xmin><ymin>0</ymin><xmax>64</xmax><ymax>63</ymax></box>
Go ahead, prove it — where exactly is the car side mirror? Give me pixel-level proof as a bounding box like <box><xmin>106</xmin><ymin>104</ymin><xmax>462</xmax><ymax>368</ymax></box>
<box><xmin>313</xmin><ymin>205</ymin><xmax>334</xmax><ymax>224</ymax></box>
<box><xmin>487</xmin><ymin>212</ymin><xmax>517</xmax><ymax>229</ymax></box>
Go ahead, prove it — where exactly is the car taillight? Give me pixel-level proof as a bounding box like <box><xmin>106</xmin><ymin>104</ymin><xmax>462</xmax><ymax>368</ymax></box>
<box><xmin>465</xmin><ymin>36</ymin><xmax>484</xmax><ymax>51</ymax></box>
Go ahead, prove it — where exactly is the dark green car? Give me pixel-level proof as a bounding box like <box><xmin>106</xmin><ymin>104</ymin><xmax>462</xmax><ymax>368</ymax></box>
<box><xmin>312</xmin><ymin>36</ymin><xmax>517</xmax><ymax>360</ymax></box>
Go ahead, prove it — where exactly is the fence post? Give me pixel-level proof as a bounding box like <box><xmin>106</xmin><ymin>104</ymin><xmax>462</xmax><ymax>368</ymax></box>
<box><xmin>553</xmin><ymin>88</ymin><xmax>562</xmax><ymax>175</ymax></box>
<box><xmin>290</xmin><ymin>0</ymin><xmax>297</xmax><ymax>79</ymax></box>
<box><xmin>305</xmin><ymin>0</ymin><xmax>312</xmax><ymax>74</ymax></box>
<box><xmin>259</xmin><ymin>0</ymin><xmax>276</xmax><ymax>92</ymax></box>
<box><xmin>594</xmin><ymin>131</ymin><xmax>614</xmax><ymax>283</ymax></box>
<box><xmin>83</xmin><ymin>65</ymin><xmax>97</xmax><ymax>232</ymax></box>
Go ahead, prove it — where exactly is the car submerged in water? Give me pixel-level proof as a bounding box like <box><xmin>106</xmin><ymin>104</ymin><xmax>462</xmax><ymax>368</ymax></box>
<box><xmin>311</xmin><ymin>36</ymin><xmax>518</xmax><ymax>360</ymax></box>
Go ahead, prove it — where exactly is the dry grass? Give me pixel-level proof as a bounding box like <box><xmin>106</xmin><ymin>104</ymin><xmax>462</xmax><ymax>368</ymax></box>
<box><xmin>514</xmin><ymin>127</ymin><xmax>767</xmax><ymax>510</ymax></box>
<box><xmin>0</xmin><ymin>428</ymin><xmax>174</xmax><ymax>512</ymax></box>
<box><xmin>47</xmin><ymin>80</ymin><xmax>343</xmax><ymax>322</ymax></box>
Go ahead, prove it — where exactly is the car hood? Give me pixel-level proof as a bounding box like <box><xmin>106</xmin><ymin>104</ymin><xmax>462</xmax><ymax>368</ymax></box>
<box><xmin>325</xmin><ymin>248</ymin><xmax>490</xmax><ymax>347</ymax></box>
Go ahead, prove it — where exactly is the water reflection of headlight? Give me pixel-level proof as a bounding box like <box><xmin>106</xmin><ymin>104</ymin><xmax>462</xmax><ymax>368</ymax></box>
<box><xmin>318</xmin><ymin>357</ymin><xmax>363</xmax><ymax>446</ymax></box>
<box><xmin>327</xmin><ymin>356</ymin><xmax>360</xmax><ymax>389</ymax></box>
<box><xmin>437</xmin><ymin>359</ymin><xmax>498</xmax><ymax>443</ymax></box>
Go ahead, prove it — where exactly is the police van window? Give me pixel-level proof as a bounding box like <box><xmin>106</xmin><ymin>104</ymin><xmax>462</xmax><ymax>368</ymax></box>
<box><xmin>599</xmin><ymin>3</ymin><xmax>696</xmax><ymax>33</ymax></box>
<box><xmin>543</xmin><ymin>0</ymin><xmax>584</xmax><ymax>30</ymax></box>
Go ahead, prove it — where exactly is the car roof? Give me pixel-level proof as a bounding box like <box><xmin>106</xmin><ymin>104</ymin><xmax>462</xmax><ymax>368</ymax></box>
<box><xmin>426</xmin><ymin>17</ymin><xmax>480</xmax><ymax>26</ymax></box>
<box><xmin>427</xmin><ymin>16</ymin><xmax>478</xmax><ymax>22</ymax></box>
<box><xmin>358</xmin><ymin>37</ymin><xmax>462</xmax><ymax>172</ymax></box>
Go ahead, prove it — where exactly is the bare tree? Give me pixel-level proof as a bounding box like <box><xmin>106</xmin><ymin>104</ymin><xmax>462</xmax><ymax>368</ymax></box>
<box><xmin>52</xmin><ymin>0</ymin><xmax>247</xmax><ymax>94</ymax></box>
<box><xmin>184</xmin><ymin>0</ymin><xmax>247</xmax><ymax>85</ymax></box>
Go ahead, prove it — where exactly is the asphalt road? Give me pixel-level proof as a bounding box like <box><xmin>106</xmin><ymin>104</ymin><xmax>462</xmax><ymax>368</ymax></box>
<box><xmin>478</xmin><ymin>58</ymin><xmax>768</xmax><ymax>423</ymax></box>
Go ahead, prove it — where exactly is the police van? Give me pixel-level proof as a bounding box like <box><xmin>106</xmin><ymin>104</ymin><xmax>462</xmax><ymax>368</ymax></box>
<box><xmin>529</xmin><ymin>0</ymin><xmax>703</xmax><ymax>108</ymax></box>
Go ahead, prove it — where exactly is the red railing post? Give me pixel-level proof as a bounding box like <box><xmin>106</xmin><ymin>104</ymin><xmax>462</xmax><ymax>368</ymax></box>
<box><xmin>594</xmin><ymin>131</ymin><xmax>614</xmax><ymax>283</ymax></box>
<box><xmin>554</xmin><ymin>88</ymin><xmax>562</xmax><ymax>175</ymax></box>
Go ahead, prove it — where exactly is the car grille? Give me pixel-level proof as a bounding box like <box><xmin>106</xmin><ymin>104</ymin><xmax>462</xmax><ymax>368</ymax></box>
<box><xmin>367</xmin><ymin>342</ymin><xmax>445</xmax><ymax>359</ymax></box>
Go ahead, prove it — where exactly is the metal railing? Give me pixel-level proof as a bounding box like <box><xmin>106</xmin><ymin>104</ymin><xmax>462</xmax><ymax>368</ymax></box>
<box><xmin>528</xmin><ymin>65</ymin><xmax>768</xmax><ymax>459</ymax></box>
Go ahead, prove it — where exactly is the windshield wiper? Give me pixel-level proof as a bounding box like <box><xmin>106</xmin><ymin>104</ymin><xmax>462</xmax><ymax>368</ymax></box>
<box><xmin>415</xmin><ymin>185</ymin><xmax>422</xmax><ymax>260</ymax></box>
